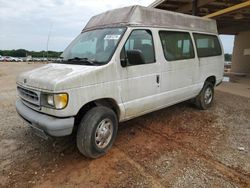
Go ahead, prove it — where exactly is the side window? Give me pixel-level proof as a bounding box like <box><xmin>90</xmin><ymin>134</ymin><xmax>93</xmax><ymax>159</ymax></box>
<box><xmin>193</xmin><ymin>33</ymin><xmax>222</xmax><ymax>57</ymax></box>
<box><xmin>159</xmin><ymin>31</ymin><xmax>195</xmax><ymax>61</ymax></box>
<box><xmin>121</xmin><ymin>29</ymin><xmax>155</xmax><ymax>66</ymax></box>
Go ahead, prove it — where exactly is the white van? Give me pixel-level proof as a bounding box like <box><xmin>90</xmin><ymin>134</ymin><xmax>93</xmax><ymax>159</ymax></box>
<box><xmin>16</xmin><ymin>6</ymin><xmax>224</xmax><ymax>158</ymax></box>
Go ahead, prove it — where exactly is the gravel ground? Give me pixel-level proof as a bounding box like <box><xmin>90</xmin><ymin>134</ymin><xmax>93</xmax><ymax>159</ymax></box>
<box><xmin>0</xmin><ymin>62</ymin><xmax>249</xmax><ymax>188</ymax></box>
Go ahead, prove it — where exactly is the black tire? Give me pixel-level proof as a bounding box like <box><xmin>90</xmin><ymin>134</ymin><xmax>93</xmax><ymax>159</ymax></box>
<box><xmin>76</xmin><ymin>106</ymin><xmax>118</xmax><ymax>158</ymax></box>
<box><xmin>195</xmin><ymin>82</ymin><xmax>214</xmax><ymax>110</ymax></box>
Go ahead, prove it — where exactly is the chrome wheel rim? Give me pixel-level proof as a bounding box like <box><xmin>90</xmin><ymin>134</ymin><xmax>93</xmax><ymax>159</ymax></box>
<box><xmin>204</xmin><ymin>87</ymin><xmax>213</xmax><ymax>105</ymax></box>
<box><xmin>95</xmin><ymin>118</ymin><xmax>113</xmax><ymax>149</ymax></box>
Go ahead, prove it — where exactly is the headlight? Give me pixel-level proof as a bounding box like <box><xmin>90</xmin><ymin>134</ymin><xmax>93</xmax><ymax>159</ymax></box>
<box><xmin>47</xmin><ymin>95</ymin><xmax>54</xmax><ymax>106</ymax></box>
<box><xmin>54</xmin><ymin>94</ymin><xmax>68</xmax><ymax>109</ymax></box>
<box><xmin>42</xmin><ymin>93</ymin><xmax>68</xmax><ymax>109</ymax></box>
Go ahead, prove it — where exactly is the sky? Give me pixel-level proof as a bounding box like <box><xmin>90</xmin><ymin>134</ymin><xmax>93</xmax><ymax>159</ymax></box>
<box><xmin>0</xmin><ymin>0</ymin><xmax>234</xmax><ymax>53</ymax></box>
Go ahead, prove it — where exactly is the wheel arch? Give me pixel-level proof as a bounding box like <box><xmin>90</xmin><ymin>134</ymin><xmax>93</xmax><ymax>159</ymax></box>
<box><xmin>74</xmin><ymin>98</ymin><xmax>120</xmax><ymax>127</ymax></box>
<box><xmin>205</xmin><ymin>75</ymin><xmax>216</xmax><ymax>86</ymax></box>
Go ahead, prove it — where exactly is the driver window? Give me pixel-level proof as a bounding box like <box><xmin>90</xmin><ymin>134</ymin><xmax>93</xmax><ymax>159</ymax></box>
<box><xmin>121</xmin><ymin>29</ymin><xmax>155</xmax><ymax>66</ymax></box>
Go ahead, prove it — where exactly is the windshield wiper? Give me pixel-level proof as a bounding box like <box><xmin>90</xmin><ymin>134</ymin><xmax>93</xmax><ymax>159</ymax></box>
<box><xmin>67</xmin><ymin>57</ymin><xmax>98</xmax><ymax>65</ymax></box>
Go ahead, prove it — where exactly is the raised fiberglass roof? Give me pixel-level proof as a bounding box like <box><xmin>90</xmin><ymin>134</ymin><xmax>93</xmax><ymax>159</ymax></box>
<box><xmin>83</xmin><ymin>5</ymin><xmax>218</xmax><ymax>34</ymax></box>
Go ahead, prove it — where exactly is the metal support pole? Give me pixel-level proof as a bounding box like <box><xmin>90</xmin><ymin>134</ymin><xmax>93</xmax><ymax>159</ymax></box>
<box><xmin>192</xmin><ymin>0</ymin><xmax>198</xmax><ymax>16</ymax></box>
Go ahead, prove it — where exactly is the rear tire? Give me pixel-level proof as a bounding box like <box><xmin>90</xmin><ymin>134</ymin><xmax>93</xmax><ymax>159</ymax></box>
<box><xmin>76</xmin><ymin>106</ymin><xmax>118</xmax><ymax>158</ymax></box>
<box><xmin>195</xmin><ymin>82</ymin><xmax>214</xmax><ymax>110</ymax></box>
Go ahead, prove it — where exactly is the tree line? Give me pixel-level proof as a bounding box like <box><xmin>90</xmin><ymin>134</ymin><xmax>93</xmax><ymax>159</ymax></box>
<box><xmin>224</xmin><ymin>53</ymin><xmax>232</xmax><ymax>61</ymax></box>
<box><xmin>0</xmin><ymin>49</ymin><xmax>62</xmax><ymax>58</ymax></box>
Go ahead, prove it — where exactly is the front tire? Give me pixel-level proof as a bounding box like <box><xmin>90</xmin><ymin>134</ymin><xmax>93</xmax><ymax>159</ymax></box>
<box><xmin>195</xmin><ymin>82</ymin><xmax>214</xmax><ymax>110</ymax></box>
<box><xmin>76</xmin><ymin>106</ymin><xmax>118</xmax><ymax>158</ymax></box>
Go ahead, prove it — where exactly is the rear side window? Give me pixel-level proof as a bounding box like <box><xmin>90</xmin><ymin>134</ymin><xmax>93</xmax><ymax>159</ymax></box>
<box><xmin>159</xmin><ymin>31</ymin><xmax>195</xmax><ymax>61</ymax></box>
<box><xmin>193</xmin><ymin>33</ymin><xmax>222</xmax><ymax>57</ymax></box>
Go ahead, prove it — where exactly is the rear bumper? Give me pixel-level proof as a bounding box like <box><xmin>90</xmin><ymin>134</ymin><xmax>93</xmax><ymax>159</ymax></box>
<box><xmin>16</xmin><ymin>99</ymin><xmax>74</xmax><ymax>138</ymax></box>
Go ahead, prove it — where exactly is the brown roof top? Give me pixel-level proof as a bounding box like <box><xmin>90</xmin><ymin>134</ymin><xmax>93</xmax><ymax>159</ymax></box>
<box><xmin>83</xmin><ymin>5</ymin><xmax>218</xmax><ymax>34</ymax></box>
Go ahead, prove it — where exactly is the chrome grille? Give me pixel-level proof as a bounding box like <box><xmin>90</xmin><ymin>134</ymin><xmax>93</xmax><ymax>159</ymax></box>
<box><xmin>17</xmin><ymin>86</ymin><xmax>41</xmax><ymax>109</ymax></box>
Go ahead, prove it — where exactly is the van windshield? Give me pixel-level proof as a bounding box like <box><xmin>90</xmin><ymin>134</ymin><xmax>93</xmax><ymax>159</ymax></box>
<box><xmin>61</xmin><ymin>27</ymin><xmax>126</xmax><ymax>65</ymax></box>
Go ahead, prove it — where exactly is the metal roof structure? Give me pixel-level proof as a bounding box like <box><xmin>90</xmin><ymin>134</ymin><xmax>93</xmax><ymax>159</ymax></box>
<box><xmin>83</xmin><ymin>5</ymin><xmax>218</xmax><ymax>34</ymax></box>
<box><xmin>149</xmin><ymin>0</ymin><xmax>250</xmax><ymax>34</ymax></box>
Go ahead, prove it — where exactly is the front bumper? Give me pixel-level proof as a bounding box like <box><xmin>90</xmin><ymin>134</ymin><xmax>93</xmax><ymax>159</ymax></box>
<box><xmin>16</xmin><ymin>99</ymin><xmax>74</xmax><ymax>138</ymax></box>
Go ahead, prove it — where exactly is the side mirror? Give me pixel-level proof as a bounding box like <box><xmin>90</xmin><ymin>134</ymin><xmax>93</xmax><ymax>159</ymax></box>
<box><xmin>126</xmin><ymin>50</ymin><xmax>145</xmax><ymax>65</ymax></box>
<box><xmin>121</xmin><ymin>58</ymin><xmax>127</xmax><ymax>67</ymax></box>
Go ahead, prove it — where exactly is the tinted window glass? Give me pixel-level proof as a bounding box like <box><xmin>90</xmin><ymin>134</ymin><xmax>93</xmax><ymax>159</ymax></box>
<box><xmin>159</xmin><ymin>31</ymin><xmax>195</xmax><ymax>61</ymax></box>
<box><xmin>193</xmin><ymin>33</ymin><xmax>222</xmax><ymax>57</ymax></box>
<box><xmin>123</xmin><ymin>30</ymin><xmax>155</xmax><ymax>65</ymax></box>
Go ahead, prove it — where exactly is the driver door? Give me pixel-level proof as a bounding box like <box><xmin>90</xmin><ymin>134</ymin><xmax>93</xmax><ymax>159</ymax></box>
<box><xmin>119</xmin><ymin>29</ymin><xmax>161</xmax><ymax>119</ymax></box>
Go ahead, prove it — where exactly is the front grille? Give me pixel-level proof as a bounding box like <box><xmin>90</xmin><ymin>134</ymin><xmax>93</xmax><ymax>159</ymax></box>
<box><xmin>18</xmin><ymin>87</ymin><xmax>38</xmax><ymax>101</ymax></box>
<box><xmin>17</xmin><ymin>86</ymin><xmax>41</xmax><ymax>109</ymax></box>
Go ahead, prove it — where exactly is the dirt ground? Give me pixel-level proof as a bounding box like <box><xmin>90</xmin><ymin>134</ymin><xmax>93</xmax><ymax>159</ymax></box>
<box><xmin>217</xmin><ymin>73</ymin><xmax>250</xmax><ymax>98</ymax></box>
<box><xmin>0</xmin><ymin>62</ymin><xmax>249</xmax><ymax>188</ymax></box>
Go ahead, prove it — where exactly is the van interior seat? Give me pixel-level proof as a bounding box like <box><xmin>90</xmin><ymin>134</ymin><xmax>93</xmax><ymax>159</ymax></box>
<box><xmin>133</xmin><ymin>42</ymin><xmax>154</xmax><ymax>63</ymax></box>
<box><xmin>140</xmin><ymin>44</ymin><xmax>154</xmax><ymax>63</ymax></box>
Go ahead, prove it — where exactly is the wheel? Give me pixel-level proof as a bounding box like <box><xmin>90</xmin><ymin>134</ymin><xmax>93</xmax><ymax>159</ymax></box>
<box><xmin>195</xmin><ymin>82</ymin><xmax>214</xmax><ymax>110</ymax></box>
<box><xmin>76</xmin><ymin>106</ymin><xmax>118</xmax><ymax>158</ymax></box>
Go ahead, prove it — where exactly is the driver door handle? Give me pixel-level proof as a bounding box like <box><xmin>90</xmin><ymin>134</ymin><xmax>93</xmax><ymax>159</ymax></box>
<box><xmin>156</xmin><ymin>75</ymin><xmax>160</xmax><ymax>84</ymax></box>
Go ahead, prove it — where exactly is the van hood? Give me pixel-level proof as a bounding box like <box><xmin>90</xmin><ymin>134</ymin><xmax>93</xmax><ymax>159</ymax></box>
<box><xmin>17</xmin><ymin>63</ymin><xmax>99</xmax><ymax>91</ymax></box>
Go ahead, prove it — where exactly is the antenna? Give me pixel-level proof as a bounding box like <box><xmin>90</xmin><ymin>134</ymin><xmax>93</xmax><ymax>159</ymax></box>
<box><xmin>46</xmin><ymin>23</ymin><xmax>53</xmax><ymax>62</ymax></box>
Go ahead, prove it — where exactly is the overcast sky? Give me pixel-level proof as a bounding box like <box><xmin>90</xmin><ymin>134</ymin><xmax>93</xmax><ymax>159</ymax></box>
<box><xmin>0</xmin><ymin>0</ymin><xmax>234</xmax><ymax>53</ymax></box>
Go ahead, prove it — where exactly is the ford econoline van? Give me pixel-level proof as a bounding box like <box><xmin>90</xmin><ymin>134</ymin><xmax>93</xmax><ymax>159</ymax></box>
<box><xmin>16</xmin><ymin>6</ymin><xmax>224</xmax><ymax>158</ymax></box>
